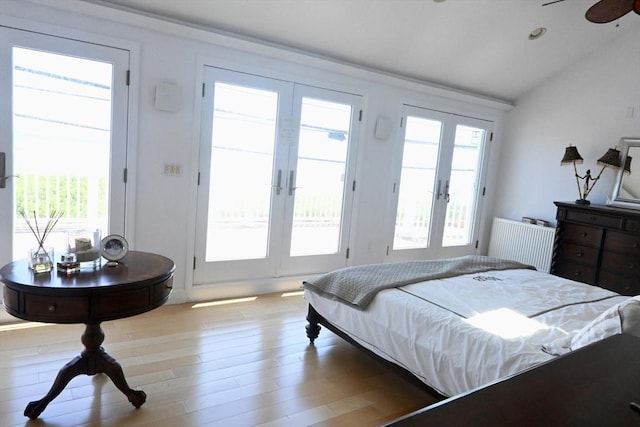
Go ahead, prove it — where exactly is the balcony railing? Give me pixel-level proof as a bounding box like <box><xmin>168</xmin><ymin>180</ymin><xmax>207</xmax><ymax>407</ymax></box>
<box><xmin>13</xmin><ymin>174</ymin><xmax>107</xmax><ymax>258</ymax></box>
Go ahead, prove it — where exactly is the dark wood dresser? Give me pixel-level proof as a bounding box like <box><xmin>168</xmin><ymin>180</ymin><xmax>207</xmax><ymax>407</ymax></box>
<box><xmin>551</xmin><ymin>201</ymin><xmax>640</xmax><ymax>295</ymax></box>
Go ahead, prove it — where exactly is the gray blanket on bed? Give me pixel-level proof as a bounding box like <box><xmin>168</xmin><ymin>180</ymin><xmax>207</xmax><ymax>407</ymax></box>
<box><xmin>302</xmin><ymin>255</ymin><xmax>534</xmax><ymax>309</ymax></box>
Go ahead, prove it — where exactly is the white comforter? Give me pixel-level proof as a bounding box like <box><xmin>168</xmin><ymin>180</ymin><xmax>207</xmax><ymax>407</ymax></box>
<box><xmin>305</xmin><ymin>268</ymin><xmax>627</xmax><ymax>397</ymax></box>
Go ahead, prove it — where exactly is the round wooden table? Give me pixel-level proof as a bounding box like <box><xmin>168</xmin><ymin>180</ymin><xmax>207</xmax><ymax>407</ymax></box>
<box><xmin>0</xmin><ymin>251</ymin><xmax>175</xmax><ymax>419</ymax></box>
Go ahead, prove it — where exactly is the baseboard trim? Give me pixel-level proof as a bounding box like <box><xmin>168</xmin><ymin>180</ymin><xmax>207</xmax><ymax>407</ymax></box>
<box><xmin>186</xmin><ymin>276</ymin><xmax>306</xmax><ymax>303</ymax></box>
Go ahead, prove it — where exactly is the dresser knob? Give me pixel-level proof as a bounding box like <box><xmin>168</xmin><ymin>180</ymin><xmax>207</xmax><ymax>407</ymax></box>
<box><xmin>576</xmin><ymin>251</ymin><xmax>583</xmax><ymax>257</ymax></box>
<box><xmin>629</xmin><ymin>264</ymin><xmax>636</xmax><ymax>270</ymax></box>
<box><xmin>634</xmin><ymin>242</ymin><xmax>639</xmax><ymax>249</ymax></box>
<box><xmin>581</xmin><ymin>232</ymin><xmax>588</xmax><ymax>238</ymax></box>
<box><xmin>47</xmin><ymin>304</ymin><xmax>56</xmax><ymax>312</ymax></box>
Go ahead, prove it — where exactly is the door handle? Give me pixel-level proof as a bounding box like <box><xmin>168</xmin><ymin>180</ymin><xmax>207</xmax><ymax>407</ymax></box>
<box><xmin>272</xmin><ymin>169</ymin><xmax>283</xmax><ymax>195</ymax></box>
<box><xmin>0</xmin><ymin>152</ymin><xmax>18</xmax><ymax>189</ymax></box>
<box><xmin>288</xmin><ymin>170</ymin><xmax>297</xmax><ymax>196</ymax></box>
<box><xmin>444</xmin><ymin>180</ymin><xmax>450</xmax><ymax>203</ymax></box>
<box><xmin>435</xmin><ymin>179</ymin><xmax>450</xmax><ymax>202</ymax></box>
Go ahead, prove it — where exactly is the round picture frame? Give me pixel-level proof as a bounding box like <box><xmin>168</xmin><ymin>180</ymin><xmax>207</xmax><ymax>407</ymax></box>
<box><xmin>101</xmin><ymin>234</ymin><xmax>129</xmax><ymax>262</ymax></box>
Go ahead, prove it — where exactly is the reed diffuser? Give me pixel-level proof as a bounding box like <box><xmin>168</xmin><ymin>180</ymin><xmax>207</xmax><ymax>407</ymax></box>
<box><xmin>21</xmin><ymin>209</ymin><xmax>62</xmax><ymax>273</ymax></box>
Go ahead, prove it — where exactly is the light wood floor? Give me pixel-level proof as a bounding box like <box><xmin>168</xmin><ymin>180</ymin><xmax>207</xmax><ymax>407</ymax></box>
<box><xmin>0</xmin><ymin>292</ymin><xmax>441</xmax><ymax>426</ymax></box>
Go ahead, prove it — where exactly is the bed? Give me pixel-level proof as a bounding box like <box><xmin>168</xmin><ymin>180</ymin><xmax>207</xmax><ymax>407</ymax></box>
<box><xmin>302</xmin><ymin>255</ymin><xmax>640</xmax><ymax>397</ymax></box>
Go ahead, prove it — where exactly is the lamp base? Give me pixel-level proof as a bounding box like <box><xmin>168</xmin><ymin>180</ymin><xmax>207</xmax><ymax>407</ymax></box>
<box><xmin>575</xmin><ymin>199</ymin><xmax>591</xmax><ymax>205</ymax></box>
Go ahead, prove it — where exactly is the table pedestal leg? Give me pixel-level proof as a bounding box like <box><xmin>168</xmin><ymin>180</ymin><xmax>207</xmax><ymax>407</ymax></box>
<box><xmin>24</xmin><ymin>323</ymin><xmax>146</xmax><ymax>419</ymax></box>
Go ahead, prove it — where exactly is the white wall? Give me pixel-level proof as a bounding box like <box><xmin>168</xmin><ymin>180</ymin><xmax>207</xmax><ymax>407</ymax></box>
<box><xmin>2</xmin><ymin>0</ymin><xmax>510</xmax><ymax>303</ymax></box>
<box><xmin>494</xmin><ymin>25</ymin><xmax>640</xmax><ymax>225</ymax></box>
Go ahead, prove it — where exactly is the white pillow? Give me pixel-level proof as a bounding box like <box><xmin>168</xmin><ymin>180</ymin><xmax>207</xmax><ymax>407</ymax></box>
<box><xmin>569</xmin><ymin>296</ymin><xmax>640</xmax><ymax>351</ymax></box>
<box><xmin>620</xmin><ymin>299</ymin><xmax>640</xmax><ymax>337</ymax></box>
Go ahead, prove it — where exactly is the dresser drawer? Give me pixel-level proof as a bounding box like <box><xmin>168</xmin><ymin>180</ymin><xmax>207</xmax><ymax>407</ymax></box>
<box><xmin>625</xmin><ymin>219</ymin><xmax>640</xmax><ymax>233</ymax></box>
<box><xmin>604</xmin><ymin>230</ymin><xmax>640</xmax><ymax>254</ymax></box>
<box><xmin>24</xmin><ymin>294</ymin><xmax>89</xmax><ymax>323</ymax></box>
<box><xmin>598</xmin><ymin>270</ymin><xmax>640</xmax><ymax>296</ymax></box>
<box><xmin>552</xmin><ymin>260</ymin><xmax>597</xmax><ymax>285</ymax></box>
<box><xmin>561</xmin><ymin>223</ymin><xmax>603</xmax><ymax>247</ymax></box>
<box><xmin>565</xmin><ymin>210</ymin><xmax>622</xmax><ymax>229</ymax></box>
<box><xmin>154</xmin><ymin>276</ymin><xmax>173</xmax><ymax>303</ymax></box>
<box><xmin>557</xmin><ymin>242</ymin><xmax>599</xmax><ymax>265</ymax></box>
<box><xmin>97</xmin><ymin>287</ymin><xmax>151</xmax><ymax>320</ymax></box>
<box><xmin>601</xmin><ymin>251</ymin><xmax>640</xmax><ymax>276</ymax></box>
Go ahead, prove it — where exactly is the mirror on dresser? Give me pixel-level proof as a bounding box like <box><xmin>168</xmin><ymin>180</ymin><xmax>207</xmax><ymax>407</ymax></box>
<box><xmin>609</xmin><ymin>137</ymin><xmax>640</xmax><ymax>209</ymax></box>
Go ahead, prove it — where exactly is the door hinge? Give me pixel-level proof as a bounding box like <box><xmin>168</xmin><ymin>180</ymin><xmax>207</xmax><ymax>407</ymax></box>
<box><xmin>386</xmin><ymin>245</ymin><xmax>390</xmax><ymax>255</ymax></box>
<box><xmin>490</xmin><ymin>132</ymin><xmax>493</xmax><ymax>142</ymax></box>
<box><xmin>197</xmin><ymin>172</ymin><xmax>201</xmax><ymax>186</ymax></box>
<box><xmin>346</xmin><ymin>248</ymin><xmax>350</xmax><ymax>259</ymax></box>
<box><xmin>358</xmin><ymin>110</ymin><xmax>363</xmax><ymax>122</ymax></box>
<box><xmin>475</xmin><ymin>240</ymin><xmax>479</xmax><ymax>249</ymax></box>
<box><xmin>482</xmin><ymin>187</ymin><xmax>486</xmax><ymax>196</ymax></box>
<box><xmin>400</xmin><ymin>117</ymin><xmax>404</xmax><ymax>128</ymax></box>
<box><xmin>202</xmin><ymin>83</ymin><xmax>205</xmax><ymax>98</ymax></box>
<box><xmin>126</xmin><ymin>70</ymin><xmax>130</xmax><ymax>86</ymax></box>
<box><xmin>193</xmin><ymin>256</ymin><xmax>196</xmax><ymax>269</ymax></box>
<box><xmin>352</xmin><ymin>180</ymin><xmax>356</xmax><ymax>191</ymax></box>
<box><xmin>123</xmin><ymin>168</ymin><xmax>128</xmax><ymax>183</ymax></box>
<box><xmin>393</xmin><ymin>182</ymin><xmax>396</xmax><ymax>193</ymax></box>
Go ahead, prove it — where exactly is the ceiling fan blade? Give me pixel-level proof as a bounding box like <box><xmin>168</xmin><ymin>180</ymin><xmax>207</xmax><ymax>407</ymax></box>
<box><xmin>586</xmin><ymin>0</ymin><xmax>634</xmax><ymax>23</ymax></box>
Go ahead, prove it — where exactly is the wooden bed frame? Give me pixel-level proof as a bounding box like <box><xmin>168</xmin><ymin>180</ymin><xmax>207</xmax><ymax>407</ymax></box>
<box><xmin>305</xmin><ymin>303</ymin><xmax>444</xmax><ymax>396</ymax></box>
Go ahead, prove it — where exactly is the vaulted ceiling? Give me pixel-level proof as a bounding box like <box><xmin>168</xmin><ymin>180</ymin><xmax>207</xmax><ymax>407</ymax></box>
<box><xmin>88</xmin><ymin>0</ymin><xmax>639</xmax><ymax>102</ymax></box>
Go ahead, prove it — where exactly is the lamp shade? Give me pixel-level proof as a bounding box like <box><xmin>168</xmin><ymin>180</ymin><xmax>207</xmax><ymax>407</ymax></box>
<box><xmin>561</xmin><ymin>145</ymin><xmax>584</xmax><ymax>165</ymax></box>
<box><xmin>597</xmin><ymin>148</ymin><xmax>622</xmax><ymax>168</ymax></box>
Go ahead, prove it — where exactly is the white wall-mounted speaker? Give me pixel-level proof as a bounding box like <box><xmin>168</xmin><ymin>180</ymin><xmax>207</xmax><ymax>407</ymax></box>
<box><xmin>154</xmin><ymin>82</ymin><xmax>182</xmax><ymax>112</ymax></box>
<box><xmin>374</xmin><ymin>116</ymin><xmax>393</xmax><ymax>140</ymax></box>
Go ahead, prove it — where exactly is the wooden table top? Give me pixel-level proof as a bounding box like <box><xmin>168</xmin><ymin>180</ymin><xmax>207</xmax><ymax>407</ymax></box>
<box><xmin>386</xmin><ymin>333</ymin><xmax>640</xmax><ymax>426</ymax></box>
<box><xmin>0</xmin><ymin>251</ymin><xmax>174</xmax><ymax>291</ymax></box>
<box><xmin>1</xmin><ymin>251</ymin><xmax>175</xmax><ymax>324</ymax></box>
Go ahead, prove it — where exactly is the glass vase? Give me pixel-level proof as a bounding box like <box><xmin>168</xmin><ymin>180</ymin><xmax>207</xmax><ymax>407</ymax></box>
<box><xmin>67</xmin><ymin>229</ymin><xmax>102</xmax><ymax>269</ymax></box>
<box><xmin>29</xmin><ymin>246</ymin><xmax>54</xmax><ymax>274</ymax></box>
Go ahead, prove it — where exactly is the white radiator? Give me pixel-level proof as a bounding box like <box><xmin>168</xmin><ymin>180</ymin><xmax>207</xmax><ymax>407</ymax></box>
<box><xmin>488</xmin><ymin>217</ymin><xmax>555</xmax><ymax>273</ymax></box>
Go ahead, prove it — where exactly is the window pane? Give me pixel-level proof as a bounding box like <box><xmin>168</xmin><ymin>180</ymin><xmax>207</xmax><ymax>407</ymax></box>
<box><xmin>12</xmin><ymin>48</ymin><xmax>112</xmax><ymax>258</ymax></box>
<box><xmin>393</xmin><ymin>117</ymin><xmax>442</xmax><ymax>250</ymax></box>
<box><xmin>205</xmin><ymin>83</ymin><xmax>278</xmax><ymax>261</ymax></box>
<box><xmin>290</xmin><ymin>98</ymin><xmax>351</xmax><ymax>256</ymax></box>
<box><xmin>442</xmin><ymin>125</ymin><xmax>484</xmax><ymax>247</ymax></box>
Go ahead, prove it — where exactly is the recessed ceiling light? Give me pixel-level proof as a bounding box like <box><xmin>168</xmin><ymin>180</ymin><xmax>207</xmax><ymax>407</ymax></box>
<box><xmin>529</xmin><ymin>27</ymin><xmax>547</xmax><ymax>40</ymax></box>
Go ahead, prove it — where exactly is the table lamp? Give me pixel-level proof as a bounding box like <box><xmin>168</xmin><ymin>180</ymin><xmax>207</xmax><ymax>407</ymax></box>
<box><xmin>561</xmin><ymin>145</ymin><xmax>623</xmax><ymax>205</ymax></box>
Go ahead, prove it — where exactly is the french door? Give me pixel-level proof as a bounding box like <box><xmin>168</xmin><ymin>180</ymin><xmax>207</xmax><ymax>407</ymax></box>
<box><xmin>387</xmin><ymin>105</ymin><xmax>491</xmax><ymax>261</ymax></box>
<box><xmin>0</xmin><ymin>27</ymin><xmax>130</xmax><ymax>267</ymax></box>
<box><xmin>194</xmin><ymin>67</ymin><xmax>361</xmax><ymax>284</ymax></box>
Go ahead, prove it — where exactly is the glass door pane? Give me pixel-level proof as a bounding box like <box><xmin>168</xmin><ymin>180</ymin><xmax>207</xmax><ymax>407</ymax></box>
<box><xmin>442</xmin><ymin>125</ymin><xmax>486</xmax><ymax>247</ymax></box>
<box><xmin>194</xmin><ymin>68</ymin><xmax>360</xmax><ymax>284</ymax></box>
<box><xmin>290</xmin><ymin>97</ymin><xmax>352</xmax><ymax>256</ymax></box>
<box><xmin>388</xmin><ymin>105</ymin><xmax>491</xmax><ymax>262</ymax></box>
<box><xmin>12</xmin><ymin>47</ymin><xmax>114</xmax><ymax>259</ymax></box>
<box><xmin>393</xmin><ymin>116</ymin><xmax>442</xmax><ymax>250</ymax></box>
<box><xmin>205</xmin><ymin>82</ymin><xmax>279</xmax><ymax>261</ymax></box>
